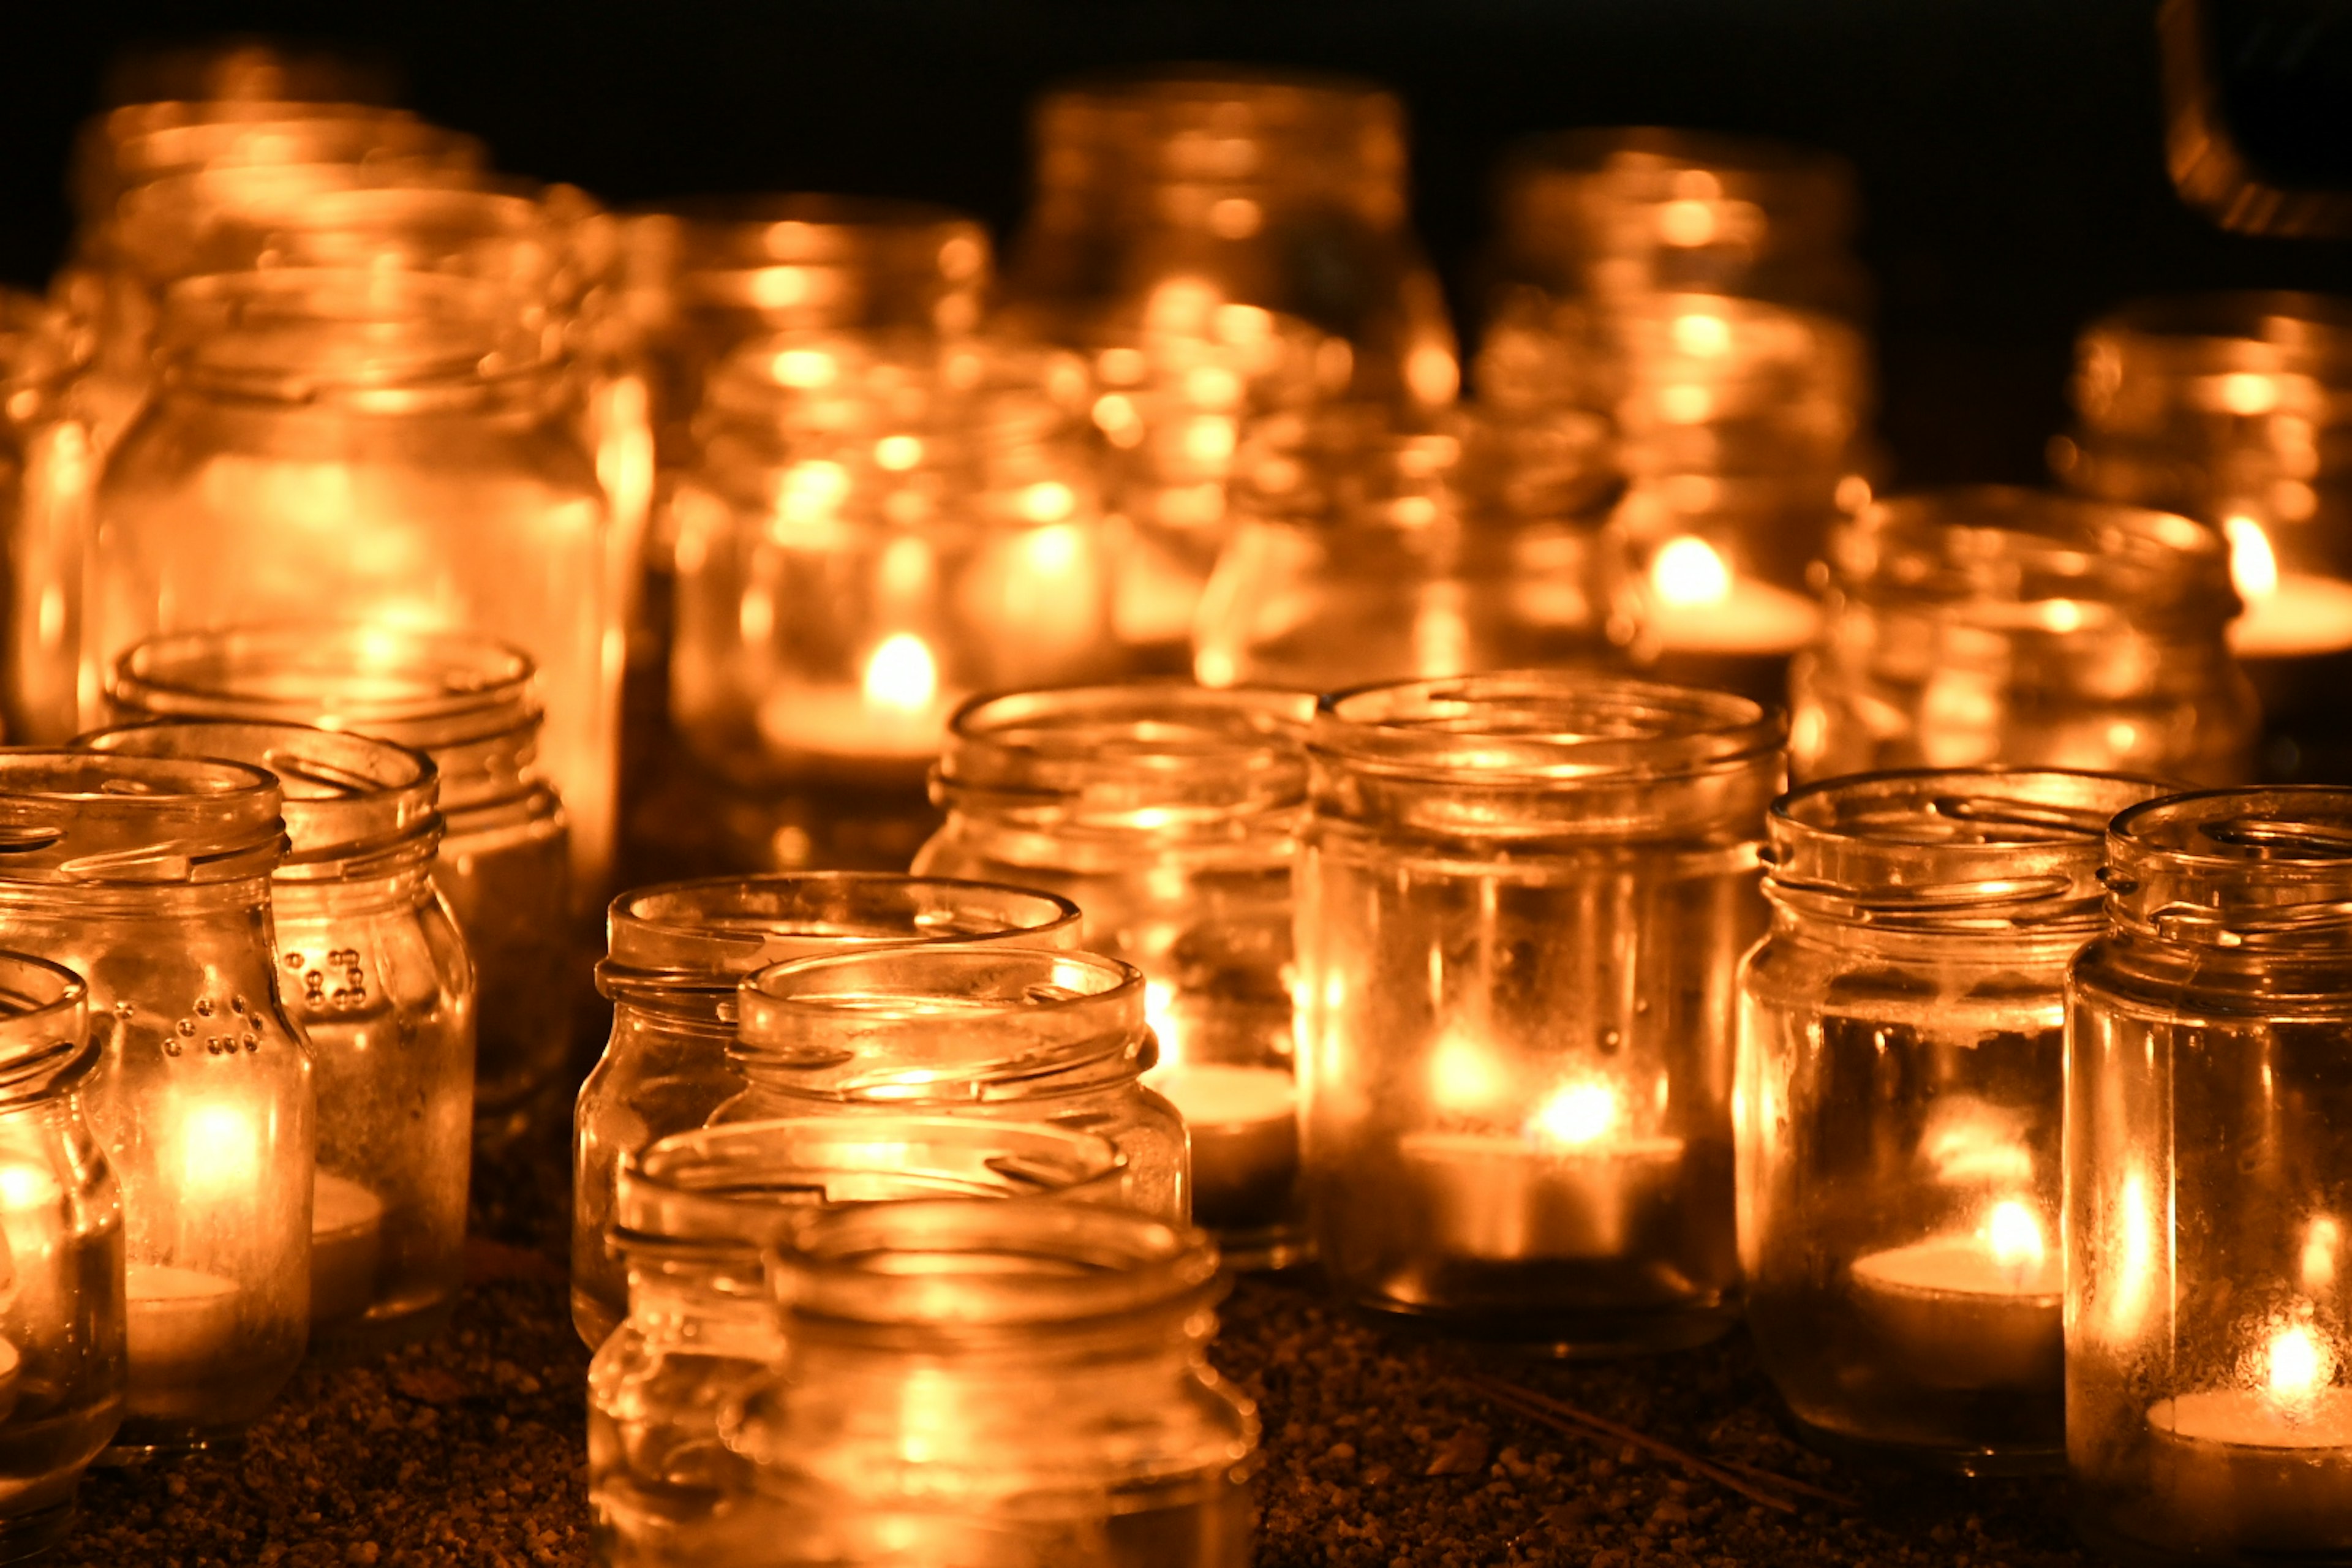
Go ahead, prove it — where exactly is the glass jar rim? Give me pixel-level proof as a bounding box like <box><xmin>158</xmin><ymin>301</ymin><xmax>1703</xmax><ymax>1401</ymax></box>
<box><xmin>2082</xmin><ymin>292</ymin><xmax>2352</xmax><ymax>375</ymax></box>
<box><xmin>633</xmin><ymin>194</ymin><xmax>989</xmax><ymax>278</ymax></box>
<box><xmin>159</xmin><ymin>267</ymin><xmax>557</xmax><ymax>393</ymax></box>
<box><xmin>0</xmin><ymin>749</ymin><xmax>284</xmax><ymax>884</ymax></box>
<box><xmin>91</xmin><ymin>113</ymin><xmax>486</xmax><ymax>215</ymax></box>
<box><xmin>0</xmin><ymin>951</ymin><xmax>89</xmax><ymax>1082</ymax></box>
<box><xmin>2106</xmin><ymin>786</ymin><xmax>2352</xmax><ymax>944</ymax></box>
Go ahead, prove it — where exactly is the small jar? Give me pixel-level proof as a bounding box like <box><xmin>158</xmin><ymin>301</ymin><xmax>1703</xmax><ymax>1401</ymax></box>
<box><xmin>108</xmin><ymin>625</ymin><xmax>572</xmax><ymax>1144</ymax></box>
<box><xmin>0</xmin><ymin>753</ymin><xmax>311</xmax><ymax>1451</ymax></box>
<box><xmin>1790</xmin><ymin>487</ymin><xmax>2258</xmax><ymax>785</ymax></box>
<box><xmin>80</xmin><ymin>720</ymin><xmax>473</xmax><ymax>1356</ymax></box>
<box><xmin>1297</xmin><ymin>672</ymin><xmax>1782</xmax><ymax>1351</ymax></box>
<box><xmin>723</xmin><ymin>1199</ymin><xmax>1256</xmax><ymax>1568</ymax></box>
<box><xmin>0</xmin><ymin>952</ymin><xmax>127</xmax><ymax>1559</ymax></box>
<box><xmin>2068</xmin><ymin>786</ymin><xmax>2352</xmax><ymax>1563</ymax></box>
<box><xmin>589</xmin><ymin>1116</ymin><xmax>1123</xmax><ymax>1567</ymax></box>
<box><xmin>571</xmin><ymin>874</ymin><xmax>1082</xmax><ymax>1346</ymax></box>
<box><xmin>1737</xmin><ymin>767</ymin><xmax>2169</xmax><ymax>1471</ymax></box>
<box><xmin>914</xmin><ymin>684</ymin><xmax>1314</xmax><ymax>1267</ymax></box>
<box><xmin>717</xmin><ymin>948</ymin><xmax>1187</xmax><ymax>1225</ymax></box>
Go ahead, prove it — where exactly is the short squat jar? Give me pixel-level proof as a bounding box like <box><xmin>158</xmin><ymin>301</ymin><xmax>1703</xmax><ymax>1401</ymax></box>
<box><xmin>2068</xmin><ymin>786</ymin><xmax>2352</xmax><ymax>1564</ymax></box>
<box><xmin>716</xmin><ymin>948</ymin><xmax>1188</xmax><ymax>1226</ymax></box>
<box><xmin>82</xmin><ymin>720</ymin><xmax>473</xmax><ymax>1356</ymax></box>
<box><xmin>1296</xmin><ymin>672</ymin><xmax>1783</xmax><ymax>1352</ymax></box>
<box><xmin>723</xmin><ymin>1200</ymin><xmax>1257</xmax><ymax>1568</ymax></box>
<box><xmin>571</xmin><ymin>874</ymin><xmax>1081</xmax><ymax>1346</ymax></box>
<box><xmin>914</xmin><ymin>684</ymin><xmax>1314</xmax><ymax>1268</ymax></box>
<box><xmin>0</xmin><ymin>753</ymin><xmax>311</xmax><ymax>1452</ymax></box>
<box><xmin>0</xmin><ymin>954</ymin><xmax>127</xmax><ymax>1559</ymax></box>
<box><xmin>589</xmin><ymin>1117</ymin><xmax>1124</xmax><ymax>1568</ymax></box>
<box><xmin>110</xmin><ymin>625</ymin><xmax>571</xmax><ymax>1144</ymax></box>
<box><xmin>1736</xmin><ymin>767</ymin><xmax>2169</xmax><ymax>1471</ymax></box>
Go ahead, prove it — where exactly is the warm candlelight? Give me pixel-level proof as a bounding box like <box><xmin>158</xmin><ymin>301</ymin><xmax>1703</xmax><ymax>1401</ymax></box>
<box><xmin>1644</xmin><ymin>535</ymin><xmax>1821</xmax><ymax>656</ymax></box>
<box><xmin>755</xmin><ymin>633</ymin><xmax>964</xmax><ymax>763</ymax></box>
<box><xmin>2221</xmin><ymin>516</ymin><xmax>2352</xmax><ymax>658</ymax></box>
<box><xmin>1850</xmin><ymin>1199</ymin><xmax>2063</xmax><ymax>1391</ymax></box>
<box><xmin>310</xmin><ymin>1172</ymin><xmax>385</xmax><ymax>1329</ymax></box>
<box><xmin>1148</xmin><ymin>1063</ymin><xmax>1298</xmax><ymax>1231</ymax></box>
<box><xmin>2147</xmin><ymin>1314</ymin><xmax>2352</xmax><ymax>1549</ymax></box>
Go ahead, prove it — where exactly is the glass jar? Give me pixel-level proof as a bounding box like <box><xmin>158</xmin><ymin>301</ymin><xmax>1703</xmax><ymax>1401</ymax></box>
<box><xmin>589</xmin><ymin>1116</ymin><xmax>1124</xmax><ymax>1568</ymax></box>
<box><xmin>107</xmin><ymin>624</ymin><xmax>572</xmax><ymax>1145</ymax></box>
<box><xmin>573</xmin><ymin>874</ymin><xmax>1082</xmax><ymax>1347</ymax></box>
<box><xmin>88</xmin><ymin>266</ymin><xmax>621</xmax><ymax>894</ymax></box>
<box><xmin>716</xmin><ymin>949</ymin><xmax>1187</xmax><ymax>1225</ymax></box>
<box><xmin>723</xmin><ymin>1199</ymin><xmax>1256</xmax><ymax>1568</ymax></box>
<box><xmin>667</xmin><ymin>333</ymin><xmax>1120</xmax><ymax>869</ymax></box>
<box><xmin>1736</xmin><ymin>767</ymin><xmax>2169</xmax><ymax>1471</ymax></box>
<box><xmin>1297</xmin><ymin>672</ymin><xmax>1782</xmax><ymax>1351</ymax></box>
<box><xmin>80</xmin><ymin>719</ymin><xmax>472</xmax><ymax>1357</ymax></box>
<box><xmin>0</xmin><ymin>753</ymin><xmax>310</xmax><ymax>1452</ymax></box>
<box><xmin>914</xmin><ymin>684</ymin><xmax>1314</xmax><ymax>1267</ymax></box>
<box><xmin>0</xmin><ymin>952</ymin><xmax>126</xmax><ymax>1559</ymax></box>
<box><xmin>1790</xmin><ymin>487</ymin><xmax>2258</xmax><ymax>786</ymax></box>
<box><xmin>0</xmin><ymin>290</ymin><xmax>97</xmax><ymax>746</ymax></box>
<box><xmin>2068</xmin><ymin>786</ymin><xmax>2352</xmax><ymax>1563</ymax></box>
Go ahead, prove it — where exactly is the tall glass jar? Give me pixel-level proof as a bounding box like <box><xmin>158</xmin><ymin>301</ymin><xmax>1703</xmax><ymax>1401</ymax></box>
<box><xmin>87</xmin><ymin>267</ymin><xmax>621</xmax><ymax>894</ymax></box>
<box><xmin>0</xmin><ymin>753</ymin><xmax>310</xmax><ymax>1452</ymax></box>
<box><xmin>914</xmin><ymin>684</ymin><xmax>1314</xmax><ymax>1267</ymax></box>
<box><xmin>589</xmin><ymin>1116</ymin><xmax>1123</xmax><ymax>1568</ymax></box>
<box><xmin>80</xmin><ymin>720</ymin><xmax>472</xmax><ymax>1356</ymax></box>
<box><xmin>2068</xmin><ymin>786</ymin><xmax>2352</xmax><ymax>1564</ymax></box>
<box><xmin>723</xmin><ymin>1199</ymin><xmax>1256</xmax><ymax>1568</ymax></box>
<box><xmin>716</xmin><ymin>948</ymin><xmax>1187</xmax><ymax>1225</ymax></box>
<box><xmin>1790</xmin><ymin>487</ymin><xmax>2258</xmax><ymax>785</ymax></box>
<box><xmin>0</xmin><ymin>290</ymin><xmax>98</xmax><ymax>747</ymax></box>
<box><xmin>1297</xmin><ymin>672</ymin><xmax>1782</xmax><ymax>1351</ymax></box>
<box><xmin>0</xmin><ymin>953</ymin><xmax>126</xmax><ymax>1559</ymax></box>
<box><xmin>108</xmin><ymin>625</ymin><xmax>571</xmax><ymax>1145</ymax></box>
<box><xmin>572</xmin><ymin>874</ymin><xmax>1081</xmax><ymax>1347</ymax></box>
<box><xmin>1737</xmin><ymin>767</ymin><xmax>2169</xmax><ymax>1471</ymax></box>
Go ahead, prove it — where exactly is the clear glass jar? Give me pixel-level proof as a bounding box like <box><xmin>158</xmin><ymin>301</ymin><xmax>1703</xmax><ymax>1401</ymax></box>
<box><xmin>914</xmin><ymin>684</ymin><xmax>1313</xmax><ymax>1267</ymax></box>
<box><xmin>1790</xmin><ymin>487</ymin><xmax>2258</xmax><ymax>786</ymax></box>
<box><xmin>572</xmin><ymin>875</ymin><xmax>1082</xmax><ymax>1347</ymax></box>
<box><xmin>1737</xmin><ymin>767</ymin><xmax>2169</xmax><ymax>1471</ymax></box>
<box><xmin>88</xmin><ymin>266</ymin><xmax>621</xmax><ymax>894</ymax></box>
<box><xmin>715</xmin><ymin>948</ymin><xmax>1187</xmax><ymax>1225</ymax></box>
<box><xmin>107</xmin><ymin>625</ymin><xmax>573</xmax><ymax>1145</ymax></box>
<box><xmin>2068</xmin><ymin>786</ymin><xmax>2352</xmax><ymax>1563</ymax></box>
<box><xmin>0</xmin><ymin>952</ymin><xmax>126</xmax><ymax>1559</ymax></box>
<box><xmin>667</xmin><ymin>333</ymin><xmax>1120</xmax><ymax>869</ymax></box>
<box><xmin>1297</xmin><ymin>672</ymin><xmax>1782</xmax><ymax>1351</ymax></box>
<box><xmin>589</xmin><ymin>1116</ymin><xmax>1124</xmax><ymax>1568</ymax></box>
<box><xmin>723</xmin><ymin>1199</ymin><xmax>1256</xmax><ymax>1568</ymax></box>
<box><xmin>0</xmin><ymin>290</ymin><xmax>97</xmax><ymax>746</ymax></box>
<box><xmin>0</xmin><ymin>753</ymin><xmax>311</xmax><ymax>1452</ymax></box>
<box><xmin>80</xmin><ymin>719</ymin><xmax>472</xmax><ymax>1357</ymax></box>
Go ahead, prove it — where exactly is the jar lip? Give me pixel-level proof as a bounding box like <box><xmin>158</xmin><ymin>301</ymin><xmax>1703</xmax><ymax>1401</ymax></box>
<box><xmin>2086</xmin><ymin>292</ymin><xmax>2352</xmax><ymax>364</ymax></box>
<box><xmin>769</xmin><ymin>1197</ymin><xmax>1219</xmax><ymax>1332</ymax></box>
<box><xmin>632</xmin><ymin>193</ymin><xmax>990</xmax><ymax>271</ymax></box>
<box><xmin>1502</xmin><ymin>124</ymin><xmax>1856</xmax><ymax>211</ymax></box>
<box><xmin>0</xmin><ymin>952</ymin><xmax>87</xmax><ymax>1078</ymax></box>
<box><xmin>0</xmin><ymin>748</ymin><xmax>284</xmax><ymax>884</ymax></box>
<box><xmin>1039</xmin><ymin>63</ymin><xmax>1399</xmax><ymax>121</ymax></box>
<box><xmin>159</xmin><ymin>267</ymin><xmax>557</xmax><ymax>391</ymax></box>
<box><xmin>601</xmin><ymin>873</ymin><xmax>1083</xmax><ymax>993</ymax></box>
<box><xmin>1311</xmin><ymin>671</ymin><xmax>1781</xmax><ymax>785</ymax></box>
<box><xmin>2104</xmin><ymin>788</ymin><xmax>2352</xmax><ymax>946</ymax></box>
<box><xmin>95</xmin><ymin>115</ymin><xmax>487</xmax><ymax>210</ymax></box>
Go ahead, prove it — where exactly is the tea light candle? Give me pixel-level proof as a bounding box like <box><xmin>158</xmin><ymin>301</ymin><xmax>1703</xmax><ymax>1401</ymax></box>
<box><xmin>1645</xmin><ymin>537</ymin><xmax>1822</xmax><ymax>657</ymax></box>
<box><xmin>1400</xmin><ymin>1084</ymin><xmax>1686</xmax><ymax>1261</ymax></box>
<box><xmin>1850</xmin><ymin>1200</ymin><xmax>2062</xmax><ymax>1390</ymax></box>
<box><xmin>756</xmin><ymin>634</ymin><xmax>965</xmax><ymax>763</ymax></box>
<box><xmin>1148</xmin><ymin>1063</ymin><xmax>1297</xmax><ymax>1229</ymax></box>
<box><xmin>311</xmin><ymin>1172</ymin><xmax>386</xmax><ymax>1328</ymax></box>
<box><xmin>126</xmin><ymin>1263</ymin><xmax>244</xmax><ymax>1380</ymax></box>
<box><xmin>2229</xmin><ymin>573</ymin><xmax>2352</xmax><ymax>659</ymax></box>
<box><xmin>2148</xmin><ymin>1323</ymin><xmax>2352</xmax><ymax>1548</ymax></box>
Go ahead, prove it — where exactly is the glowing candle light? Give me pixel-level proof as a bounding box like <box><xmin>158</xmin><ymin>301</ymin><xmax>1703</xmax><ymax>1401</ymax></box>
<box><xmin>1848</xmin><ymin>1198</ymin><xmax>2064</xmax><ymax>1392</ymax></box>
<box><xmin>2147</xmin><ymin>1310</ymin><xmax>2352</xmax><ymax>1547</ymax></box>
<box><xmin>2220</xmin><ymin>514</ymin><xmax>2352</xmax><ymax>658</ymax></box>
<box><xmin>1645</xmin><ymin>535</ymin><xmax>1820</xmax><ymax>656</ymax></box>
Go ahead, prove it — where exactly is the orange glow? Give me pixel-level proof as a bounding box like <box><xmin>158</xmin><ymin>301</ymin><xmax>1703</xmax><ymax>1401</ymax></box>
<box><xmin>1428</xmin><ymin>1033</ymin><xmax>1507</xmax><ymax>1116</ymax></box>
<box><xmin>2225</xmin><ymin>514</ymin><xmax>2282</xmax><ymax>601</ymax></box>
<box><xmin>1144</xmin><ymin>978</ymin><xmax>1183</xmax><ymax>1067</ymax></box>
<box><xmin>861</xmin><ymin>633</ymin><xmax>938</xmax><ymax>715</ymax></box>
<box><xmin>1531</xmin><ymin>1083</ymin><xmax>1619</xmax><ymax>1148</ymax></box>
<box><xmin>1985</xmin><ymin>1199</ymin><xmax>2046</xmax><ymax>1277</ymax></box>
<box><xmin>2267</xmin><ymin>1320</ymin><xmax>2333</xmax><ymax>1412</ymax></box>
<box><xmin>1651</xmin><ymin>535</ymin><xmax>1733</xmax><ymax>606</ymax></box>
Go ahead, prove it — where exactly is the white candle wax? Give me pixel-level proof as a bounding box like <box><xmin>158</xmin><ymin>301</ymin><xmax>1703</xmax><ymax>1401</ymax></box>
<box><xmin>1849</xmin><ymin>1234</ymin><xmax>2063</xmax><ymax>1391</ymax></box>
<box><xmin>2149</xmin><ymin>1387</ymin><xmax>2352</xmax><ymax>1550</ymax></box>
<box><xmin>2230</xmin><ymin>574</ymin><xmax>2352</xmax><ymax>659</ymax></box>
<box><xmin>1398</xmin><ymin>1129</ymin><xmax>1686</xmax><ymax>1261</ymax></box>
<box><xmin>1148</xmin><ymin>1064</ymin><xmax>1298</xmax><ymax>1228</ymax></box>
<box><xmin>1649</xmin><ymin>577</ymin><xmax>1821</xmax><ymax>657</ymax></box>
<box><xmin>126</xmin><ymin>1262</ymin><xmax>243</xmax><ymax>1379</ymax></box>
<box><xmin>756</xmin><ymin>682</ymin><xmax>965</xmax><ymax>763</ymax></box>
<box><xmin>311</xmin><ymin>1171</ymin><xmax>386</xmax><ymax>1328</ymax></box>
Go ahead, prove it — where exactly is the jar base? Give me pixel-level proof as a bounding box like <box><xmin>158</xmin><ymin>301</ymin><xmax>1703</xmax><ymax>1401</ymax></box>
<box><xmin>307</xmin><ymin>1294</ymin><xmax>459</xmax><ymax>1365</ymax></box>
<box><xmin>1349</xmin><ymin>1286</ymin><xmax>1738</xmax><ymax>1358</ymax></box>
<box><xmin>100</xmin><ymin>1425</ymin><xmax>246</xmax><ymax>1465</ymax></box>
<box><xmin>1784</xmin><ymin>1410</ymin><xmax>2063</xmax><ymax>1478</ymax></box>
<box><xmin>2068</xmin><ymin>1508</ymin><xmax>2332</xmax><ymax>1568</ymax></box>
<box><xmin>0</xmin><ymin>1499</ymin><xmax>78</xmax><ymax>1563</ymax></box>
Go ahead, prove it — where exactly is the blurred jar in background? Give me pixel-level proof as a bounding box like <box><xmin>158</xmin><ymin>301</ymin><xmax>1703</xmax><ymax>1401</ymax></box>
<box><xmin>668</xmin><ymin>333</ymin><xmax>1120</xmax><ymax>870</ymax></box>
<box><xmin>95</xmin><ymin>38</ymin><xmax>400</xmax><ymax>113</ymax></box>
<box><xmin>1485</xmin><ymin>129</ymin><xmax>1876</xmax><ymax>701</ymax></box>
<box><xmin>2054</xmin><ymin>293</ymin><xmax>2352</xmax><ymax>780</ymax></box>
<box><xmin>1192</xmin><ymin>401</ymin><xmax>1641</xmax><ymax>692</ymax></box>
<box><xmin>87</xmin><ymin>268</ymin><xmax>622</xmax><ymax>894</ymax></box>
<box><xmin>1005</xmin><ymin>67</ymin><xmax>1459</xmax><ymax>669</ymax></box>
<box><xmin>110</xmin><ymin>625</ymin><xmax>571</xmax><ymax>1148</ymax></box>
<box><xmin>0</xmin><ymin>292</ymin><xmax>98</xmax><ymax>746</ymax></box>
<box><xmin>1790</xmin><ymin>488</ymin><xmax>2256</xmax><ymax>785</ymax></box>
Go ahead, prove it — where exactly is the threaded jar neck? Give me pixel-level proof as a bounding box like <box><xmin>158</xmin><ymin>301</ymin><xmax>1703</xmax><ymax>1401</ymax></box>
<box><xmin>2103</xmin><ymin>785</ymin><xmax>2352</xmax><ymax>951</ymax></box>
<box><xmin>0</xmin><ymin>952</ymin><xmax>93</xmax><ymax>1099</ymax></box>
<box><xmin>0</xmin><ymin>750</ymin><xmax>284</xmax><ymax>885</ymax></box>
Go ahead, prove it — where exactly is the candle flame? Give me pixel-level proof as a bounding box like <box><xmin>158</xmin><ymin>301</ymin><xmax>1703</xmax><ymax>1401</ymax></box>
<box><xmin>2305</xmin><ymin>1216</ymin><xmax>2343</xmax><ymax>1295</ymax></box>
<box><xmin>1985</xmin><ymin>1199</ymin><xmax>2046</xmax><ymax>1275</ymax></box>
<box><xmin>1651</xmin><ymin>536</ymin><xmax>1732</xmax><ymax>608</ymax></box>
<box><xmin>2267</xmin><ymin>1321</ymin><xmax>2333</xmax><ymax>1413</ymax></box>
<box><xmin>1429</xmin><ymin>1033</ymin><xmax>1509</xmax><ymax>1117</ymax></box>
<box><xmin>861</xmin><ymin>634</ymin><xmax>937</xmax><ymax>715</ymax></box>
<box><xmin>1144</xmin><ymin>978</ymin><xmax>1183</xmax><ymax>1069</ymax></box>
<box><xmin>1532</xmin><ymin>1083</ymin><xmax>1619</xmax><ymax>1148</ymax></box>
<box><xmin>2225</xmin><ymin>514</ymin><xmax>2281</xmax><ymax>602</ymax></box>
<box><xmin>181</xmin><ymin>1101</ymin><xmax>261</xmax><ymax>1197</ymax></box>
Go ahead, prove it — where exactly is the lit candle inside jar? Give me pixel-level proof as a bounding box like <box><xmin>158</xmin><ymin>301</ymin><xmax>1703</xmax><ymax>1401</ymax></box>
<box><xmin>125</xmin><ymin>1263</ymin><xmax>244</xmax><ymax>1384</ymax></box>
<box><xmin>1643</xmin><ymin>536</ymin><xmax>1823</xmax><ymax>657</ymax></box>
<box><xmin>1850</xmin><ymin>1199</ymin><xmax>2063</xmax><ymax>1390</ymax></box>
<box><xmin>310</xmin><ymin>1171</ymin><xmax>386</xmax><ymax>1328</ymax></box>
<box><xmin>757</xmin><ymin>633</ymin><xmax>965</xmax><ymax>763</ymax></box>
<box><xmin>1140</xmin><ymin>982</ymin><xmax>1300</xmax><ymax>1229</ymax></box>
<box><xmin>2149</xmin><ymin>1316</ymin><xmax>2352</xmax><ymax>1548</ymax></box>
<box><xmin>2222</xmin><ymin>516</ymin><xmax>2352</xmax><ymax>659</ymax></box>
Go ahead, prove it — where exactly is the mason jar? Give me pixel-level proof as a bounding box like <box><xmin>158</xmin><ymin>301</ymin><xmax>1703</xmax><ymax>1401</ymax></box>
<box><xmin>0</xmin><ymin>953</ymin><xmax>126</xmax><ymax>1559</ymax></box>
<box><xmin>589</xmin><ymin>1117</ymin><xmax>1123</xmax><ymax>1568</ymax></box>
<box><xmin>571</xmin><ymin>875</ymin><xmax>1082</xmax><ymax>1347</ymax></box>
<box><xmin>80</xmin><ymin>720</ymin><xmax>472</xmax><ymax>1357</ymax></box>
<box><xmin>722</xmin><ymin>1199</ymin><xmax>1256</xmax><ymax>1568</ymax></box>
<box><xmin>87</xmin><ymin>266</ymin><xmax>622</xmax><ymax>895</ymax></box>
<box><xmin>715</xmin><ymin>949</ymin><xmax>1187</xmax><ymax>1226</ymax></box>
<box><xmin>0</xmin><ymin>753</ymin><xmax>310</xmax><ymax>1452</ymax></box>
<box><xmin>1297</xmin><ymin>672</ymin><xmax>1782</xmax><ymax>1351</ymax></box>
<box><xmin>2069</xmin><ymin>786</ymin><xmax>2352</xmax><ymax>1564</ymax></box>
<box><xmin>1737</xmin><ymin>767</ymin><xmax>2170</xmax><ymax>1471</ymax></box>
<box><xmin>1790</xmin><ymin>487</ymin><xmax>2257</xmax><ymax>786</ymax></box>
<box><xmin>914</xmin><ymin>684</ymin><xmax>1314</xmax><ymax>1267</ymax></box>
<box><xmin>108</xmin><ymin>624</ymin><xmax>571</xmax><ymax>1145</ymax></box>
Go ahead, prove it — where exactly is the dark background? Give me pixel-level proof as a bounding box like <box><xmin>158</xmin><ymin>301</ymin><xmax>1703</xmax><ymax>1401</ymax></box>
<box><xmin>2</xmin><ymin>0</ymin><xmax>2345</xmax><ymax>488</ymax></box>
